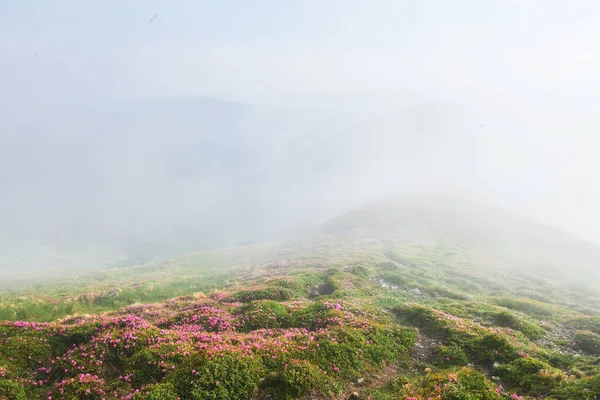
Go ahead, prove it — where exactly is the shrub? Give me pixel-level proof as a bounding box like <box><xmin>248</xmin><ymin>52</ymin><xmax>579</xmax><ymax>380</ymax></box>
<box><xmin>362</xmin><ymin>325</ymin><xmax>417</xmax><ymax>366</ymax></box>
<box><xmin>495</xmin><ymin>357</ymin><xmax>564</xmax><ymax>394</ymax></box>
<box><xmin>126</xmin><ymin>348</ymin><xmax>166</xmax><ymax>386</ymax></box>
<box><xmin>550</xmin><ymin>373</ymin><xmax>600</xmax><ymax>399</ymax></box>
<box><xmin>573</xmin><ymin>330</ymin><xmax>600</xmax><ymax>356</ymax></box>
<box><xmin>565</xmin><ymin>316</ymin><xmax>600</xmax><ymax>335</ymax></box>
<box><xmin>424</xmin><ymin>285</ymin><xmax>471</xmax><ymax>301</ymax></box>
<box><xmin>238</xmin><ymin>301</ymin><xmax>291</xmax><ymax>332</ymax></box>
<box><xmin>231</xmin><ymin>287</ymin><xmax>292</xmax><ymax>303</ymax></box>
<box><xmin>378</xmin><ymin>272</ymin><xmax>411</xmax><ymax>288</ymax></box>
<box><xmin>376</xmin><ymin>261</ymin><xmax>399</xmax><ymax>271</ymax></box>
<box><xmin>492</xmin><ymin>298</ymin><xmax>553</xmax><ymax>318</ymax></box>
<box><xmin>395</xmin><ymin>367</ymin><xmax>503</xmax><ymax>400</ymax></box>
<box><xmin>0</xmin><ymin>330</ymin><xmax>53</xmax><ymax>371</ymax></box>
<box><xmin>394</xmin><ymin>304</ymin><xmax>449</xmax><ymax>338</ymax></box>
<box><xmin>172</xmin><ymin>353</ymin><xmax>261</xmax><ymax>400</ymax></box>
<box><xmin>50</xmin><ymin>373</ymin><xmax>108</xmax><ymax>400</ymax></box>
<box><xmin>0</xmin><ymin>379</ymin><xmax>26</xmax><ymax>400</ymax></box>
<box><xmin>384</xmin><ymin>251</ymin><xmax>419</xmax><ymax>267</ymax></box>
<box><xmin>490</xmin><ymin>310</ymin><xmax>545</xmax><ymax>340</ymax></box>
<box><xmin>543</xmin><ymin>351</ymin><xmax>575</xmax><ymax>370</ymax></box>
<box><xmin>133</xmin><ymin>382</ymin><xmax>179</xmax><ymax>400</ymax></box>
<box><xmin>350</xmin><ymin>265</ymin><xmax>369</xmax><ymax>278</ymax></box>
<box><xmin>309</xmin><ymin>338</ymin><xmax>362</xmax><ymax>378</ymax></box>
<box><xmin>262</xmin><ymin>360</ymin><xmax>333</xmax><ymax>400</ymax></box>
<box><xmin>466</xmin><ymin>333</ymin><xmax>519</xmax><ymax>365</ymax></box>
<box><xmin>290</xmin><ymin>302</ymin><xmax>339</xmax><ymax>331</ymax></box>
<box><xmin>435</xmin><ymin>345</ymin><xmax>469</xmax><ymax>366</ymax></box>
<box><xmin>48</xmin><ymin>322</ymin><xmax>98</xmax><ymax>354</ymax></box>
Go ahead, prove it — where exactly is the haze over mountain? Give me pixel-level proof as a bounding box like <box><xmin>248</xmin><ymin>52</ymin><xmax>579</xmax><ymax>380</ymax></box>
<box><xmin>2</xmin><ymin>93</ymin><xmax>600</xmax><ymax>272</ymax></box>
<box><xmin>1</xmin><ymin>96</ymin><xmax>481</xmax><ymax>264</ymax></box>
<box><xmin>3</xmin><ymin>1</ymin><xmax>600</xmax><ymax>273</ymax></box>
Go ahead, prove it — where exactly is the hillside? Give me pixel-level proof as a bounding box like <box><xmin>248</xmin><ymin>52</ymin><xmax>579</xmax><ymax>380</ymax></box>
<box><xmin>320</xmin><ymin>195</ymin><xmax>600</xmax><ymax>286</ymax></box>
<box><xmin>2</xmin><ymin>196</ymin><xmax>600</xmax><ymax>399</ymax></box>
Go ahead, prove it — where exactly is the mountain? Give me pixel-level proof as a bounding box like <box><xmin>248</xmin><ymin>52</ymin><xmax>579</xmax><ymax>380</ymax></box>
<box><xmin>319</xmin><ymin>194</ymin><xmax>600</xmax><ymax>286</ymax></box>
<box><xmin>0</xmin><ymin>97</ymin><xmax>488</xmax><ymax>268</ymax></box>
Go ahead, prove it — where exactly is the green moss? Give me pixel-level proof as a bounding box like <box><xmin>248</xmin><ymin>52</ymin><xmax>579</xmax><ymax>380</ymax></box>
<box><xmin>541</xmin><ymin>350</ymin><xmax>576</xmax><ymax>370</ymax></box>
<box><xmin>267</xmin><ymin>273</ymin><xmax>322</xmax><ymax>297</ymax></box>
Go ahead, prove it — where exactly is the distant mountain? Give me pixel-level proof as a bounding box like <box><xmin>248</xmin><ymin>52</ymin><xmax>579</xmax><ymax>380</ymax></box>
<box><xmin>0</xmin><ymin>96</ymin><xmax>488</xmax><ymax>266</ymax></box>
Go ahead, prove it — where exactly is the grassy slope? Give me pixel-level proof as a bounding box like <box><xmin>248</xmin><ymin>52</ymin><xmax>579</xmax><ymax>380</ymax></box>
<box><xmin>1</xmin><ymin>197</ymin><xmax>600</xmax><ymax>399</ymax></box>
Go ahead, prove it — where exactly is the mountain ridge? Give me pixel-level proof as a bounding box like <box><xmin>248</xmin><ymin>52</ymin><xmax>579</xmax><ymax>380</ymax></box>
<box><xmin>318</xmin><ymin>194</ymin><xmax>600</xmax><ymax>283</ymax></box>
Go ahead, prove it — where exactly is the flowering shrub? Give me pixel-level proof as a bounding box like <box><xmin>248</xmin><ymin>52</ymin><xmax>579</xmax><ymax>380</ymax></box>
<box><xmin>0</xmin><ymin>284</ymin><xmax>419</xmax><ymax>399</ymax></box>
<box><xmin>2</xmin><ymin>262</ymin><xmax>595</xmax><ymax>400</ymax></box>
<box><xmin>54</xmin><ymin>373</ymin><xmax>108</xmax><ymax>399</ymax></box>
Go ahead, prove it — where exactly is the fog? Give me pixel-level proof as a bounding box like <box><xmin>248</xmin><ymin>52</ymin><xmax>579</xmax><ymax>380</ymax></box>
<box><xmin>2</xmin><ymin>1</ymin><xmax>600</xmax><ymax>269</ymax></box>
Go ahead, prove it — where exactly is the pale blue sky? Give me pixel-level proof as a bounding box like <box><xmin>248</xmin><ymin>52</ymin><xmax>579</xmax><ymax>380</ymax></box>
<box><xmin>2</xmin><ymin>1</ymin><xmax>600</xmax><ymax>104</ymax></box>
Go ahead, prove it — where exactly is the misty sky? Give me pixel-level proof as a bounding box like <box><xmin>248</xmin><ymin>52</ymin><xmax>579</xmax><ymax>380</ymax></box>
<box><xmin>2</xmin><ymin>1</ymin><xmax>600</xmax><ymax>245</ymax></box>
<box><xmin>2</xmin><ymin>1</ymin><xmax>600</xmax><ymax>103</ymax></box>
